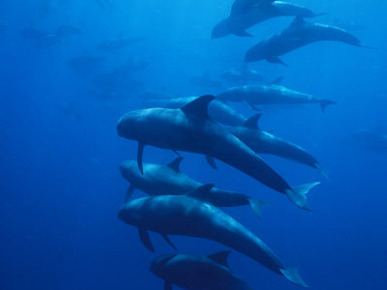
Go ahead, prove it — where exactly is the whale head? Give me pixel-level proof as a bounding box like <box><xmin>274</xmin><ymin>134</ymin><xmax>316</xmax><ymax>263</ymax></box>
<box><xmin>150</xmin><ymin>254</ymin><xmax>177</xmax><ymax>277</ymax></box>
<box><xmin>117</xmin><ymin>108</ymin><xmax>175</xmax><ymax>143</ymax></box>
<box><xmin>212</xmin><ymin>19</ymin><xmax>231</xmax><ymax>39</ymax></box>
<box><xmin>117</xmin><ymin>199</ymin><xmax>146</xmax><ymax>226</ymax></box>
<box><xmin>117</xmin><ymin>109</ymin><xmax>149</xmax><ymax>140</ymax></box>
<box><xmin>119</xmin><ymin>160</ymin><xmax>140</xmax><ymax>180</ymax></box>
<box><xmin>244</xmin><ymin>43</ymin><xmax>266</xmax><ymax>62</ymax></box>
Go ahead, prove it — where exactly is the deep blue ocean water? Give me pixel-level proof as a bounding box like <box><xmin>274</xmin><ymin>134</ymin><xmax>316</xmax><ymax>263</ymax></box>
<box><xmin>1</xmin><ymin>1</ymin><xmax>387</xmax><ymax>289</ymax></box>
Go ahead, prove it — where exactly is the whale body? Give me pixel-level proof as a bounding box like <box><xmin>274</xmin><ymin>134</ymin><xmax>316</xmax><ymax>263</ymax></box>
<box><xmin>120</xmin><ymin>157</ymin><xmax>266</xmax><ymax>219</ymax></box>
<box><xmin>229</xmin><ymin>114</ymin><xmax>327</xmax><ymax>176</ymax></box>
<box><xmin>118</xmin><ymin>186</ymin><xmax>308</xmax><ymax>287</ymax></box>
<box><xmin>151</xmin><ymin>251</ymin><xmax>252</xmax><ymax>290</ymax></box>
<box><xmin>160</xmin><ymin>96</ymin><xmax>247</xmax><ymax>126</ymax></box>
<box><xmin>245</xmin><ymin>17</ymin><xmax>364</xmax><ymax>64</ymax></box>
<box><xmin>117</xmin><ymin>95</ymin><xmax>319</xmax><ymax>209</ymax></box>
<box><xmin>217</xmin><ymin>84</ymin><xmax>336</xmax><ymax>112</ymax></box>
<box><xmin>212</xmin><ymin>0</ymin><xmax>321</xmax><ymax>39</ymax></box>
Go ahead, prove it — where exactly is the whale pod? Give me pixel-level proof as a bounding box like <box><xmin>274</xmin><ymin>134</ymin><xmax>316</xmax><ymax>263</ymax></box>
<box><xmin>117</xmin><ymin>96</ymin><xmax>320</xmax><ymax>209</ymax></box>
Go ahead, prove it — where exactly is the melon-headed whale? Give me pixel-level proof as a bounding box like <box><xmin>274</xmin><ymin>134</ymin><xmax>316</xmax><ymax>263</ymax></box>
<box><xmin>229</xmin><ymin>114</ymin><xmax>327</xmax><ymax>177</ymax></box>
<box><xmin>212</xmin><ymin>0</ymin><xmax>322</xmax><ymax>39</ymax></box>
<box><xmin>151</xmin><ymin>251</ymin><xmax>252</xmax><ymax>290</ymax></box>
<box><xmin>245</xmin><ymin>16</ymin><xmax>366</xmax><ymax>64</ymax></box>
<box><xmin>217</xmin><ymin>84</ymin><xmax>336</xmax><ymax>112</ymax></box>
<box><xmin>120</xmin><ymin>157</ymin><xmax>266</xmax><ymax>219</ymax></box>
<box><xmin>117</xmin><ymin>95</ymin><xmax>319</xmax><ymax>209</ymax></box>
<box><xmin>118</xmin><ymin>185</ymin><xmax>309</xmax><ymax>287</ymax></box>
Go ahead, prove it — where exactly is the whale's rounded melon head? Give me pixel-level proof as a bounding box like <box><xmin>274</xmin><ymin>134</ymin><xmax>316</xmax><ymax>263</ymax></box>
<box><xmin>119</xmin><ymin>160</ymin><xmax>138</xmax><ymax>180</ymax></box>
<box><xmin>150</xmin><ymin>254</ymin><xmax>177</xmax><ymax>277</ymax></box>
<box><xmin>117</xmin><ymin>200</ymin><xmax>144</xmax><ymax>226</ymax></box>
<box><xmin>116</xmin><ymin>110</ymin><xmax>148</xmax><ymax>140</ymax></box>
<box><xmin>244</xmin><ymin>44</ymin><xmax>266</xmax><ymax>62</ymax></box>
<box><xmin>212</xmin><ymin>19</ymin><xmax>230</xmax><ymax>39</ymax></box>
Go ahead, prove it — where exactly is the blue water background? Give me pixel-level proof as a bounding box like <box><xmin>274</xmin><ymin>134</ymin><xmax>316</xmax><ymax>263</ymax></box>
<box><xmin>1</xmin><ymin>0</ymin><xmax>387</xmax><ymax>289</ymax></box>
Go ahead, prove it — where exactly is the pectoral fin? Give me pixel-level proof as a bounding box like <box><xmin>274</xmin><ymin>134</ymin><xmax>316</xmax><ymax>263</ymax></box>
<box><xmin>266</xmin><ymin>56</ymin><xmax>288</xmax><ymax>66</ymax></box>
<box><xmin>234</xmin><ymin>29</ymin><xmax>253</xmax><ymax>37</ymax></box>
<box><xmin>205</xmin><ymin>155</ymin><xmax>217</xmax><ymax>170</ymax></box>
<box><xmin>248</xmin><ymin>198</ymin><xmax>267</xmax><ymax>220</ymax></box>
<box><xmin>137</xmin><ymin>142</ymin><xmax>145</xmax><ymax>175</ymax></box>
<box><xmin>242</xmin><ymin>101</ymin><xmax>259</xmax><ymax>111</ymax></box>
<box><xmin>270</xmin><ymin>76</ymin><xmax>284</xmax><ymax>85</ymax></box>
<box><xmin>161</xmin><ymin>234</ymin><xmax>177</xmax><ymax>250</ymax></box>
<box><xmin>138</xmin><ymin>227</ymin><xmax>154</xmax><ymax>252</ymax></box>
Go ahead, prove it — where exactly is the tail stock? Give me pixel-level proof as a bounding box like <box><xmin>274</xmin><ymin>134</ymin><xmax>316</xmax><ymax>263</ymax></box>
<box><xmin>280</xmin><ymin>267</ymin><xmax>309</xmax><ymax>288</ymax></box>
<box><xmin>286</xmin><ymin>182</ymin><xmax>320</xmax><ymax>210</ymax></box>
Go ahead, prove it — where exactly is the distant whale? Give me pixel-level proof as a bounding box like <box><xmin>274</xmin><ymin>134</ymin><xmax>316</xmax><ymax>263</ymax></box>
<box><xmin>120</xmin><ymin>157</ymin><xmax>266</xmax><ymax>219</ymax></box>
<box><xmin>154</xmin><ymin>96</ymin><xmax>247</xmax><ymax>126</ymax></box>
<box><xmin>117</xmin><ymin>95</ymin><xmax>319</xmax><ymax>209</ymax></box>
<box><xmin>229</xmin><ymin>114</ymin><xmax>327</xmax><ymax>177</ymax></box>
<box><xmin>245</xmin><ymin>17</ymin><xmax>366</xmax><ymax>65</ymax></box>
<box><xmin>119</xmin><ymin>185</ymin><xmax>309</xmax><ymax>287</ymax></box>
<box><xmin>217</xmin><ymin>84</ymin><xmax>336</xmax><ymax>112</ymax></box>
<box><xmin>352</xmin><ymin>129</ymin><xmax>387</xmax><ymax>152</ymax></box>
<box><xmin>151</xmin><ymin>251</ymin><xmax>252</xmax><ymax>290</ymax></box>
<box><xmin>212</xmin><ymin>0</ymin><xmax>321</xmax><ymax>39</ymax></box>
<box><xmin>220</xmin><ymin>66</ymin><xmax>264</xmax><ymax>85</ymax></box>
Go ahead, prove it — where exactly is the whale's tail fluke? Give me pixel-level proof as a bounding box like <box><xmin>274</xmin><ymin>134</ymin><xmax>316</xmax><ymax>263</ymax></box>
<box><xmin>280</xmin><ymin>267</ymin><xmax>309</xmax><ymax>288</ymax></box>
<box><xmin>320</xmin><ymin>99</ymin><xmax>336</xmax><ymax>112</ymax></box>
<box><xmin>266</xmin><ymin>56</ymin><xmax>288</xmax><ymax>66</ymax></box>
<box><xmin>360</xmin><ymin>44</ymin><xmax>377</xmax><ymax>49</ymax></box>
<box><xmin>286</xmin><ymin>182</ymin><xmax>320</xmax><ymax>210</ymax></box>
<box><xmin>248</xmin><ymin>198</ymin><xmax>267</xmax><ymax>220</ymax></box>
<box><xmin>314</xmin><ymin>163</ymin><xmax>330</xmax><ymax>180</ymax></box>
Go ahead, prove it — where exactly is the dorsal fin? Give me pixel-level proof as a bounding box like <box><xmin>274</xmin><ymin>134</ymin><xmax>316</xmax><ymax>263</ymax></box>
<box><xmin>180</xmin><ymin>95</ymin><xmax>215</xmax><ymax>118</ymax></box>
<box><xmin>138</xmin><ymin>227</ymin><xmax>154</xmax><ymax>252</ymax></box>
<box><xmin>243</xmin><ymin>114</ymin><xmax>262</xmax><ymax>130</ymax></box>
<box><xmin>207</xmin><ymin>250</ymin><xmax>231</xmax><ymax>267</ymax></box>
<box><xmin>186</xmin><ymin>184</ymin><xmax>214</xmax><ymax>200</ymax></box>
<box><xmin>291</xmin><ymin>16</ymin><xmax>306</xmax><ymax>27</ymax></box>
<box><xmin>164</xmin><ymin>281</ymin><xmax>173</xmax><ymax>290</ymax></box>
<box><xmin>270</xmin><ymin>76</ymin><xmax>284</xmax><ymax>85</ymax></box>
<box><xmin>167</xmin><ymin>157</ymin><xmax>183</xmax><ymax>172</ymax></box>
